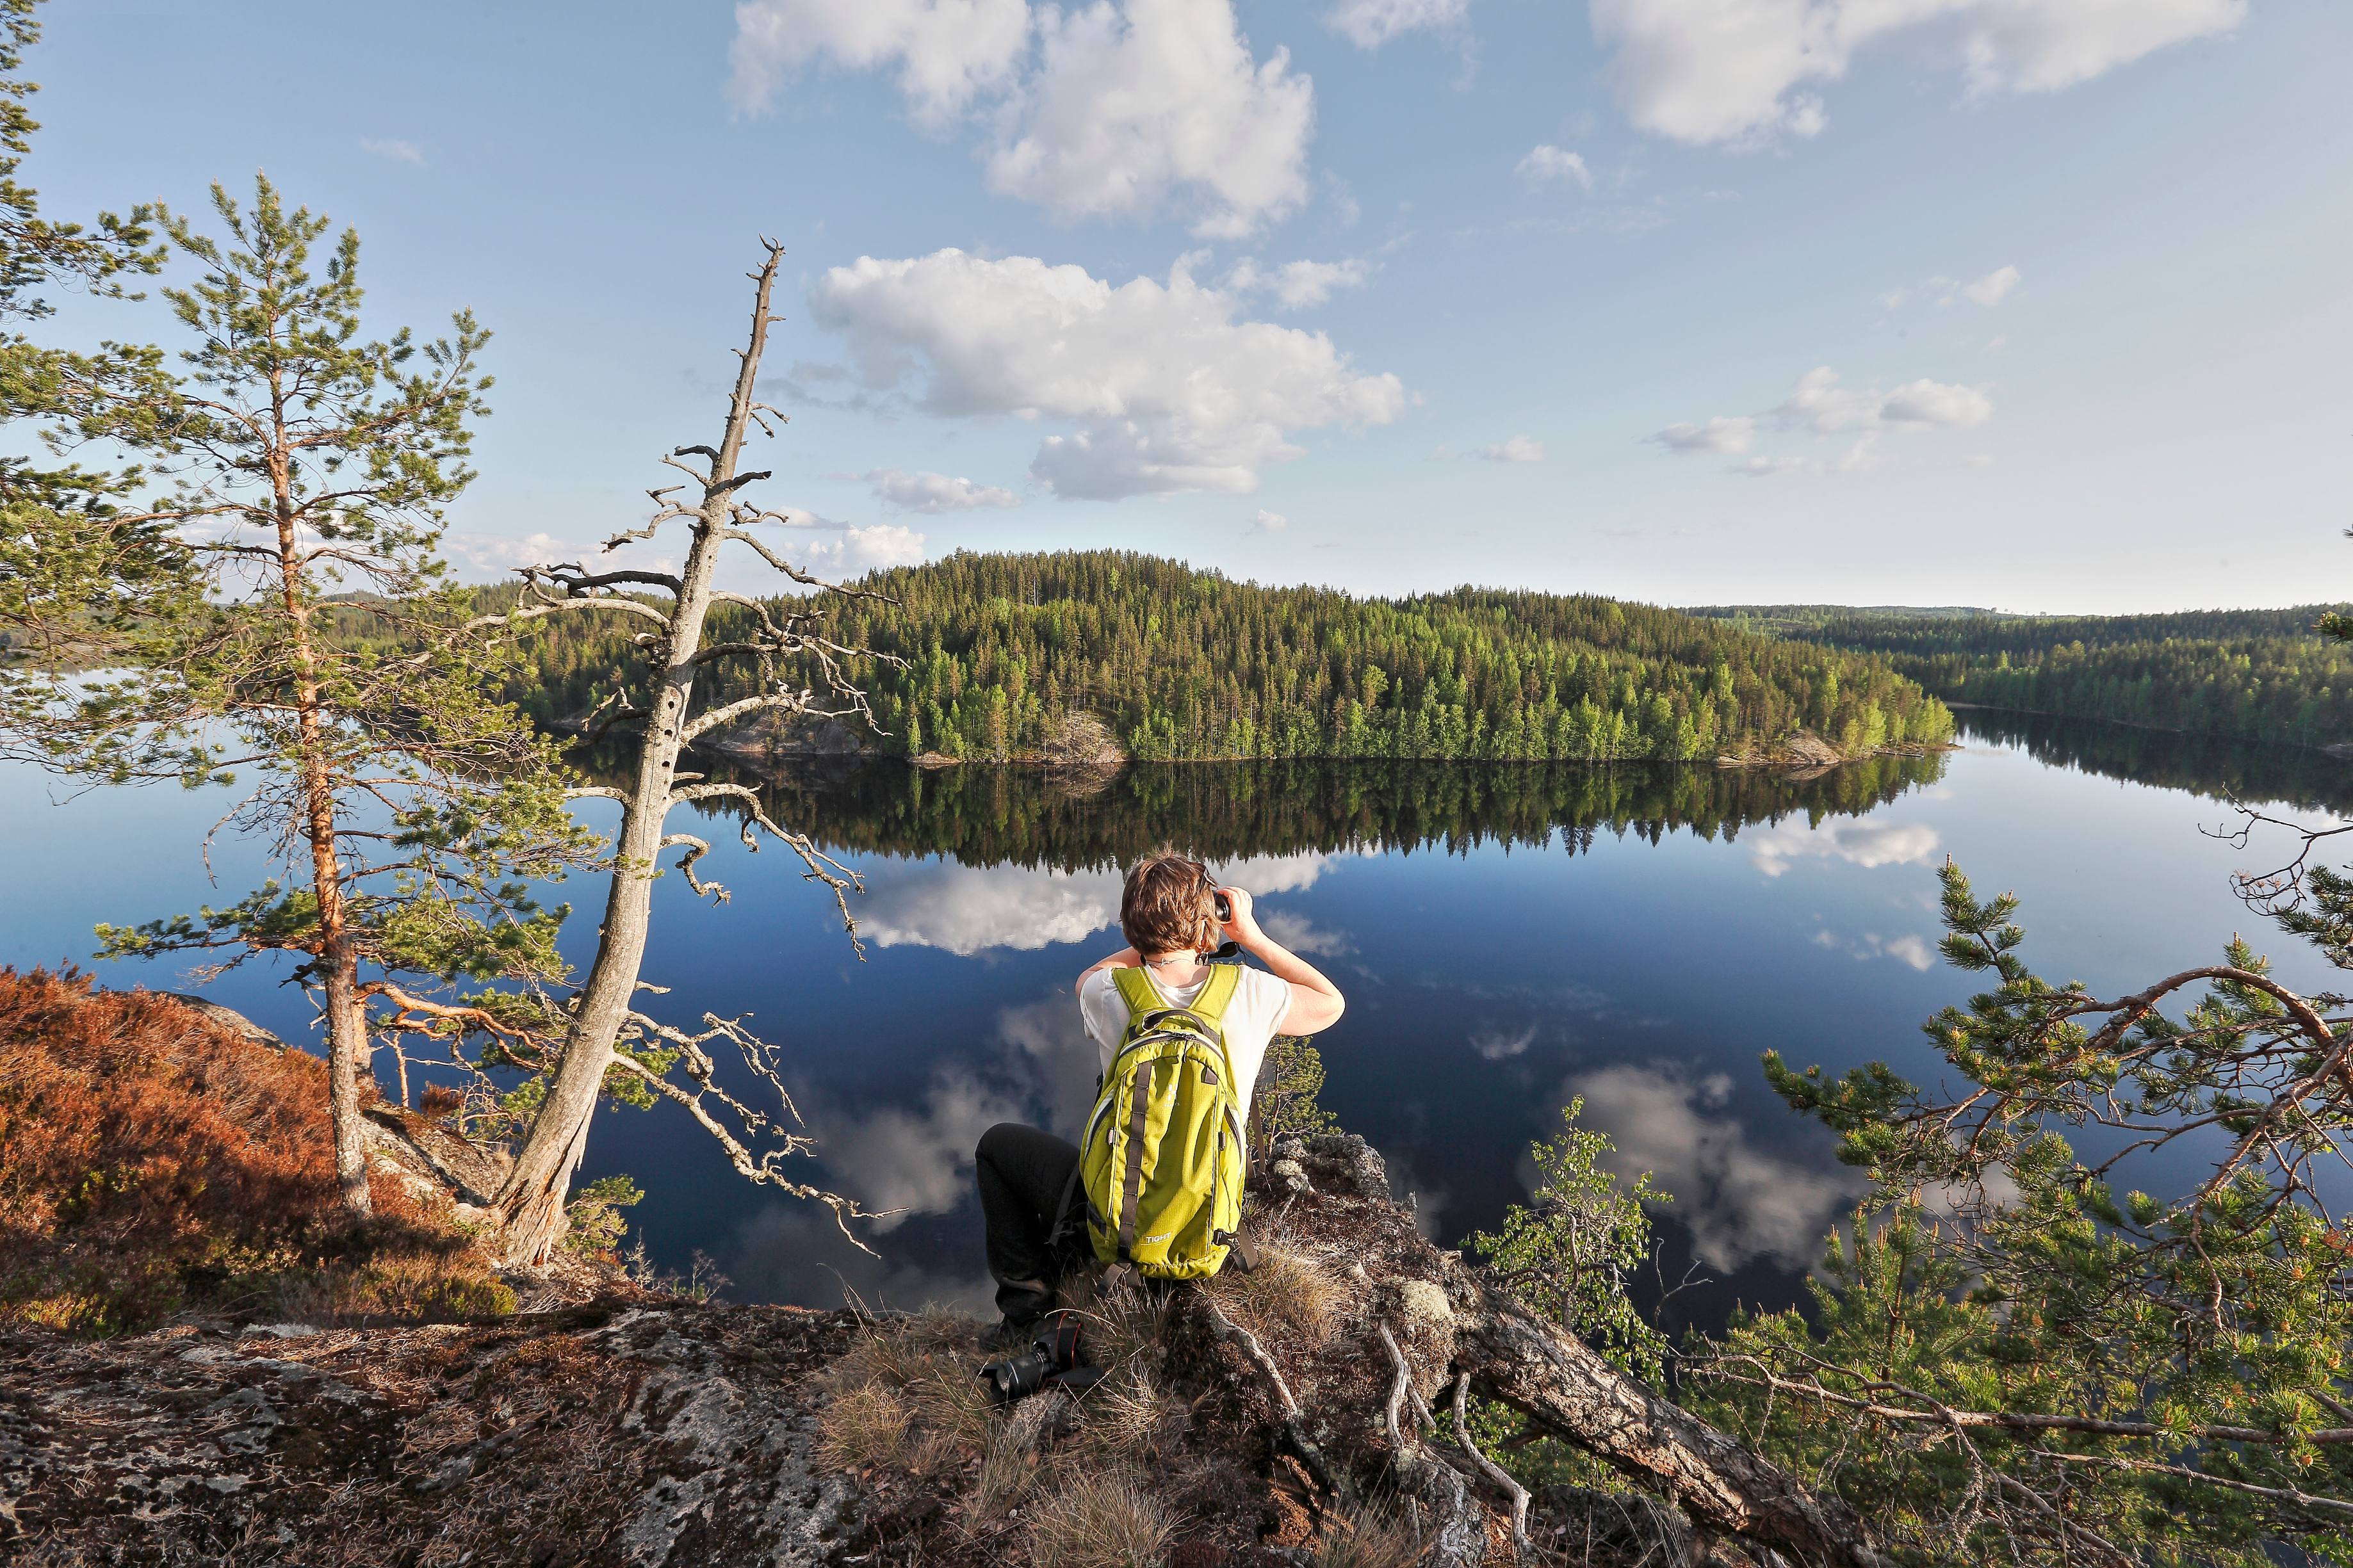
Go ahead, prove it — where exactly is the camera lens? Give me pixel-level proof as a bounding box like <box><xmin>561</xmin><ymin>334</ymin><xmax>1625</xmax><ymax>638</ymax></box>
<box><xmin>1214</xmin><ymin>891</ymin><xmax>1232</xmax><ymax>922</ymax></box>
<box><xmin>981</xmin><ymin>1347</ymin><xmax>1052</xmax><ymax>1406</ymax></box>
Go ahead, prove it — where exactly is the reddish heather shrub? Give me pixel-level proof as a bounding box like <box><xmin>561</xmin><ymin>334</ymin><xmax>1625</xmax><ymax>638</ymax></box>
<box><xmin>0</xmin><ymin>968</ymin><xmax>510</xmax><ymax>1334</ymax></box>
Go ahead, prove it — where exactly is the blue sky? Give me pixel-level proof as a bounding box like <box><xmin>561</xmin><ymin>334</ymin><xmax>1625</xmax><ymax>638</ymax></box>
<box><xmin>31</xmin><ymin>0</ymin><xmax>2348</xmax><ymax>610</ymax></box>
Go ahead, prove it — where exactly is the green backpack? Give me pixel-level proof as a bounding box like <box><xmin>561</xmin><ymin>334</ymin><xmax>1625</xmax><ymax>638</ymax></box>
<box><xmin>1079</xmin><ymin>966</ymin><xmax>1249</xmax><ymax>1280</ymax></box>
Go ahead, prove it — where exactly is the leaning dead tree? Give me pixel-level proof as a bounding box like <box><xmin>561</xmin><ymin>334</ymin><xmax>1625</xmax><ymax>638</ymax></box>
<box><xmin>486</xmin><ymin>241</ymin><xmax>901</xmax><ymax>1265</ymax></box>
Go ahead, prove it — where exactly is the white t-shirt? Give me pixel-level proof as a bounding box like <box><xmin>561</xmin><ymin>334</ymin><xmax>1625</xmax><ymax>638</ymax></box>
<box><xmin>1079</xmin><ymin>964</ymin><xmax>1295</xmax><ymax>1126</ymax></box>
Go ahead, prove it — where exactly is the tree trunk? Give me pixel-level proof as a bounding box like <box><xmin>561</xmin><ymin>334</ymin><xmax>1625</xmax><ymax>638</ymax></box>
<box><xmin>492</xmin><ymin>252</ymin><xmax>785</xmax><ymax>1266</ymax></box>
<box><xmin>273</xmin><ymin>411</ymin><xmax>373</xmax><ymax>1221</ymax></box>
<box><xmin>1456</xmin><ymin>1274</ymin><xmax>1890</xmax><ymax>1568</ymax></box>
<box><xmin>323</xmin><ymin>957</ymin><xmax>373</xmax><ymax>1215</ymax></box>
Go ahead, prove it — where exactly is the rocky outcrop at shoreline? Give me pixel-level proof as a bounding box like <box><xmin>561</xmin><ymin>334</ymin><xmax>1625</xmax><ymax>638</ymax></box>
<box><xmin>3</xmin><ymin>1130</ymin><xmax>1873</xmax><ymax>1567</ymax></box>
<box><xmin>1713</xmin><ymin>729</ymin><xmax>1957</xmax><ymax>770</ymax></box>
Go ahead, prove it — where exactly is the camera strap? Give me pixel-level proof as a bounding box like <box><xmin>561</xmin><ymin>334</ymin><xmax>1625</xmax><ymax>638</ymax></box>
<box><xmin>1045</xmin><ymin>1156</ymin><xmax>1086</xmax><ymax>1252</ymax></box>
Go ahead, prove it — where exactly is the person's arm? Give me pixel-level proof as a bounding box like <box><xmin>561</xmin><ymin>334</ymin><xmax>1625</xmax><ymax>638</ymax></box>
<box><xmin>1219</xmin><ymin>887</ymin><xmax>1345</xmax><ymax>1033</ymax></box>
<box><xmin>1074</xmin><ymin>944</ymin><xmax>1143</xmax><ymax>998</ymax></box>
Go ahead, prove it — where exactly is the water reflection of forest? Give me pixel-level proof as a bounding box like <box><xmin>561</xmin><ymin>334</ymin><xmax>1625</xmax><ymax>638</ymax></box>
<box><xmin>666</xmin><ymin>752</ymin><xmax>1955</xmax><ymax>871</ymax></box>
<box><xmin>1951</xmin><ymin>709</ymin><xmax>2353</xmax><ymax>816</ymax></box>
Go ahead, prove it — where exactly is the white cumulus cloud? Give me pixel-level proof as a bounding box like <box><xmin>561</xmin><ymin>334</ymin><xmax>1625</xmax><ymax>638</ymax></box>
<box><xmin>1648</xmin><ymin>415</ymin><xmax>1754</xmax><ymax>455</ymax></box>
<box><xmin>1590</xmin><ymin>0</ymin><xmax>2243</xmax><ymax>147</ymax></box>
<box><xmin>808</xmin><ymin>248</ymin><xmax>1406</xmax><ymax>500</ymax></box>
<box><xmin>785</xmin><ymin>522</ymin><xmax>929</xmax><ymax>579</ymax></box>
<box><xmin>1515</xmin><ymin>144</ymin><xmax>1593</xmax><ymax>188</ymax></box>
<box><xmin>987</xmin><ymin>0</ymin><xmax>1315</xmax><ymax>236</ymax></box>
<box><xmin>728</xmin><ymin>0</ymin><xmax>1312</xmax><ymax>235</ymax></box>
<box><xmin>1481</xmin><ymin>435</ymin><xmax>1545</xmax><ymax>462</ymax></box>
<box><xmin>1248</xmin><ymin>508</ymin><xmax>1290</xmax><ymax>532</ymax></box>
<box><xmin>726</xmin><ymin>0</ymin><xmax>1030</xmax><ymax>124</ymax></box>
<box><xmin>860</xmin><ymin>467</ymin><xmax>1020</xmax><ymax>513</ymax></box>
<box><xmin>1324</xmin><ymin>0</ymin><xmax>1468</xmax><ymax>47</ymax></box>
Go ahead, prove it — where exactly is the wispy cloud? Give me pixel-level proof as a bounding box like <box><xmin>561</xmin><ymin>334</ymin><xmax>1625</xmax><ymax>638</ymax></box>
<box><xmin>855</xmin><ymin>467</ymin><xmax>1020</xmax><ymax>513</ymax></box>
<box><xmin>1647</xmin><ymin>415</ymin><xmax>1753</xmax><ymax>455</ymax></box>
<box><xmin>1515</xmin><ymin>144</ymin><xmax>1593</xmax><ymax>189</ymax></box>
<box><xmin>1469</xmin><ymin>1021</ymin><xmax>1540</xmax><ymax>1060</ymax></box>
<box><xmin>1324</xmin><ymin>0</ymin><xmax>1467</xmax><ymax>48</ymax></box>
<box><xmin>1961</xmin><ymin>264</ymin><xmax>2023</xmax><ymax>305</ymax></box>
<box><xmin>1479</xmin><ymin>435</ymin><xmax>1544</xmax><ymax>462</ymax></box>
<box><xmin>361</xmin><ymin>138</ymin><xmax>425</xmax><ymax>165</ymax></box>
<box><xmin>1811</xmin><ymin>926</ymin><xmax>1938</xmax><ymax>969</ymax></box>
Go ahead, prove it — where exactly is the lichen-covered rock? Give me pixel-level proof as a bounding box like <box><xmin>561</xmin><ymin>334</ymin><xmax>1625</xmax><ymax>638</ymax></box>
<box><xmin>0</xmin><ymin>1299</ymin><xmax>861</xmax><ymax>1565</ymax></box>
<box><xmin>1391</xmin><ymin>1278</ymin><xmax>1453</xmax><ymax>1327</ymax></box>
<box><xmin>1300</xmin><ymin>1133</ymin><xmax>1394</xmax><ymax>1204</ymax></box>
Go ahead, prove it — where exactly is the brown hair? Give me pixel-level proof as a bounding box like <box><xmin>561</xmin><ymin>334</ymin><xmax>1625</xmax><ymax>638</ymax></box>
<box><xmin>1121</xmin><ymin>850</ymin><xmax>1218</xmax><ymax>957</ymax></box>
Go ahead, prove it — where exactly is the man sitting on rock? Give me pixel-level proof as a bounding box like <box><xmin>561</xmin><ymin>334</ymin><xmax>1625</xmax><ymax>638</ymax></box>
<box><xmin>973</xmin><ymin>850</ymin><xmax>1347</xmax><ymax>1339</ymax></box>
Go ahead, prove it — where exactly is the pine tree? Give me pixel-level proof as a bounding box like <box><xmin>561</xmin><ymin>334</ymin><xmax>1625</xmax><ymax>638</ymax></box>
<box><xmin>10</xmin><ymin>177</ymin><xmax>588</xmax><ymax>1217</ymax></box>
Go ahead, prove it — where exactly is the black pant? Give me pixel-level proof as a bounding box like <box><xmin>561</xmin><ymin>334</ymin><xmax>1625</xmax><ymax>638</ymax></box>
<box><xmin>975</xmin><ymin>1122</ymin><xmax>1082</xmax><ymax>1326</ymax></box>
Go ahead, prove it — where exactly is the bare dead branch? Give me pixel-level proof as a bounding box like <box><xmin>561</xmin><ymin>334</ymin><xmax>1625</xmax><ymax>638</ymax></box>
<box><xmin>659</xmin><ymin>833</ymin><xmax>728</xmax><ymax>903</ymax></box>
<box><xmin>1451</xmin><ymin>1371</ymin><xmax>1532</xmax><ymax>1558</ymax></box>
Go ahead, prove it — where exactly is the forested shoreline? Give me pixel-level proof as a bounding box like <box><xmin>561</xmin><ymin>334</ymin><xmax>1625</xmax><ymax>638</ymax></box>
<box><xmin>478</xmin><ymin>551</ymin><xmax>1955</xmax><ymax>764</ymax></box>
<box><xmin>1691</xmin><ymin>602</ymin><xmax>2353</xmax><ymax>750</ymax></box>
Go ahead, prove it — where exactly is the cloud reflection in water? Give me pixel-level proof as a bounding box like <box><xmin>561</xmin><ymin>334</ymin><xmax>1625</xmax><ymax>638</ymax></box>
<box><xmin>1744</xmin><ymin>818</ymin><xmax>1940</xmax><ymax>878</ymax></box>
<box><xmin>1561</xmin><ymin>1064</ymin><xmax>1864</xmax><ymax>1271</ymax></box>
<box><xmin>852</xmin><ymin>851</ymin><xmax>1337</xmax><ymax>955</ymax></box>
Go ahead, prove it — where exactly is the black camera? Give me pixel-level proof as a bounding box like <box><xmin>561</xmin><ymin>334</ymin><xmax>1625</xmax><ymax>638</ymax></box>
<box><xmin>979</xmin><ymin>1312</ymin><xmax>1098</xmax><ymax>1406</ymax></box>
<box><xmin>1213</xmin><ymin>889</ymin><xmax>1232</xmax><ymax>923</ymax></box>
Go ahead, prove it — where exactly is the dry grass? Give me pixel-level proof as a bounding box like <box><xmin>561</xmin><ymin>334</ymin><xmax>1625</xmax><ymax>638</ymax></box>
<box><xmin>1025</xmin><ymin>1466</ymin><xmax>1177</xmax><ymax>1568</ymax></box>
<box><xmin>0</xmin><ymin>969</ymin><xmax>508</xmax><ymax>1334</ymax></box>
<box><xmin>820</xmin><ymin>1309</ymin><xmax>1002</xmax><ymax>1470</ymax></box>
<box><xmin>821</xmin><ymin>1323</ymin><xmax>935</xmax><ymax>1394</ymax></box>
<box><xmin>818</xmin><ymin>1383</ymin><xmax>914</xmax><ymax>1469</ymax></box>
<box><xmin>1068</xmin><ymin>1360</ymin><xmax>1171</xmax><ymax>1464</ymax></box>
<box><xmin>1059</xmin><ymin>1267</ymin><xmax>1173</xmax><ymax>1371</ymax></box>
<box><xmin>1205</xmin><ymin>1241</ymin><xmax>1348</xmax><ymax>1348</ymax></box>
<box><xmin>1310</xmin><ymin>1501</ymin><xmax>1422</xmax><ymax>1568</ymax></box>
<box><xmin>970</xmin><ymin>1422</ymin><xmax>1042</xmax><ymax>1523</ymax></box>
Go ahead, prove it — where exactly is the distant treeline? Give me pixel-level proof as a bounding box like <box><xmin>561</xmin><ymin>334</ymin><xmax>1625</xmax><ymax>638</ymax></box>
<box><xmin>635</xmin><ymin>752</ymin><xmax>1955</xmax><ymax>874</ymax></box>
<box><xmin>1690</xmin><ymin>603</ymin><xmax>2353</xmax><ymax>749</ymax></box>
<box><xmin>482</xmin><ymin>552</ymin><xmax>1953</xmax><ymax>764</ymax></box>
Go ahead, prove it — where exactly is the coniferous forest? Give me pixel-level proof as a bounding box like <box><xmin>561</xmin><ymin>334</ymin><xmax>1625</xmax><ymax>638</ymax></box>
<box><xmin>485</xmin><ymin>551</ymin><xmax>1955</xmax><ymax>763</ymax></box>
<box><xmin>1692</xmin><ymin>603</ymin><xmax>2353</xmax><ymax>748</ymax></box>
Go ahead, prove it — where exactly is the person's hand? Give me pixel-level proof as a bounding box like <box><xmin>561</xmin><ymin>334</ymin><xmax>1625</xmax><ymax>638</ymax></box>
<box><xmin>1216</xmin><ymin>884</ymin><xmax>1260</xmax><ymax>945</ymax></box>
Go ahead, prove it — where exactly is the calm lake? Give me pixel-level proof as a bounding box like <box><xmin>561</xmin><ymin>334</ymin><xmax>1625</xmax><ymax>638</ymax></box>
<box><xmin>6</xmin><ymin>711</ymin><xmax>2349</xmax><ymax>1336</ymax></box>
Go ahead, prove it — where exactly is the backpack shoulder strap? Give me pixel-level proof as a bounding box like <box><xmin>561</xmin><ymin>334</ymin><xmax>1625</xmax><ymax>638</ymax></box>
<box><xmin>1191</xmin><ymin>963</ymin><xmax>1241</xmax><ymax>1028</ymax></box>
<box><xmin>1111</xmin><ymin>966</ymin><xmax>1159</xmax><ymax>1024</ymax></box>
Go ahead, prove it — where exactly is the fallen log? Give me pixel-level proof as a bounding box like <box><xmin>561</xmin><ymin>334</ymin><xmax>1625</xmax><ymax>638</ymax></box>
<box><xmin>1454</xmin><ymin>1271</ymin><xmax>1890</xmax><ymax>1567</ymax></box>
